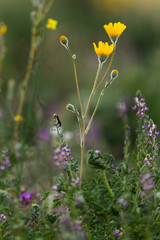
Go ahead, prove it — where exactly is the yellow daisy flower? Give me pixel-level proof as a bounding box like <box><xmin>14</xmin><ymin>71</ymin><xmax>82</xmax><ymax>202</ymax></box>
<box><xmin>104</xmin><ymin>22</ymin><xmax>126</xmax><ymax>44</ymax></box>
<box><xmin>0</xmin><ymin>24</ymin><xmax>7</xmax><ymax>35</ymax></box>
<box><xmin>46</xmin><ymin>19</ymin><xmax>58</xmax><ymax>30</ymax></box>
<box><xmin>14</xmin><ymin>115</ymin><xmax>23</xmax><ymax>123</ymax></box>
<box><xmin>93</xmin><ymin>41</ymin><xmax>114</xmax><ymax>63</ymax></box>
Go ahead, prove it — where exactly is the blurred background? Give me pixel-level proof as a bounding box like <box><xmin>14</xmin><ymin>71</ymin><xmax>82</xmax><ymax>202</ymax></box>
<box><xmin>0</xmin><ymin>0</ymin><xmax>160</xmax><ymax>166</ymax></box>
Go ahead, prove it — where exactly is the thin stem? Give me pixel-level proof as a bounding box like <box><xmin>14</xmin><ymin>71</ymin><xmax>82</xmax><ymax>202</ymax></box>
<box><xmin>102</xmin><ymin>170</ymin><xmax>114</xmax><ymax>198</ymax></box>
<box><xmin>72</xmin><ymin>59</ymin><xmax>84</xmax><ymax>117</ymax></box>
<box><xmin>85</xmin><ymin>78</ymin><xmax>114</xmax><ymax>134</ymax></box>
<box><xmin>93</xmin><ymin>48</ymin><xmax>115</xmax><ymax>93</ymax></box>
<box><xmin>80</xmin><ymin>62</ymin><xmax>102</xmax><ymax>184</ymax></box>
<box><xmin>13</xmin><ymin>24</ymin><xmax>37</xmax><ymax>145</ymax></box>
<box><xmin>85</xmin><ymin>89</ymin><xmax>104</xmax><ymax>134</ymax></box>
<box><xmin>84</xmin><ymin>62</ymin><xmax>102</xmax><ymax>118</ymax></box>
<box><xmin>18</xmin><ymin>25</ymin><xmax>45</xmax><ymax>183</ymax></box>
<box><xmin>13</xmin><ymin>0</ymin><xmax>54</xmax><ymax>146</ymax></box>
<box><xmin>42</xmin><ymin>0</ymin><xmax>54</xmax><ymax>21</ymax></box>
<box><xmin>103</xmin><ymin>215</ymin><xmax>115</xmax><ymax>240</ymax></box>
<box><xmin>85</xmin><ymin>223</ymin><xmax>92</xmax><ymax>240</ymax></box>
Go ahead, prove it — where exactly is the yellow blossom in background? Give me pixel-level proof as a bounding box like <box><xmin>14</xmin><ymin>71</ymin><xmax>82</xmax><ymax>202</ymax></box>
<box><xmin>104</xmin><ymin>22</ymin><xmax>126</xmax><ymax>44</ymax></box>
<box><xmin>0</xmin><ymin>24</ymin><xmax>7</xmax><ymax>35</ymax></box>
<box><xmin>46</xmin><ymin>18</ymin><xmax>58</xmax><ymax>30</ymax></box>
<box><xmin>93</xmin><ymin>41</ymin><xmax>114</xmax><ymax>63</ymax></box>
<box><xmin>14</xmin><ymin>115</ymin><xmax>23</xmax><ymax>123</ymax></box>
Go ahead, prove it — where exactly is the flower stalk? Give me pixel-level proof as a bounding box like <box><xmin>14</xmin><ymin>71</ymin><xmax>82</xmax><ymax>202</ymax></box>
<box><xmin>60</xmin><ymin>22</ymin><xmax>126</xmax><ymax>185</ymax></box>
<box><xmin>13</xmin><ymin>0</ymin><xmax>55</xmax><ymax>146</ymax></box>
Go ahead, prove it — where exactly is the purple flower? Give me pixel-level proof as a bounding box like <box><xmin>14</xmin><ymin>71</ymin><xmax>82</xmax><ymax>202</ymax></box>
<box><xmin>19</xmin><ymin>192</ymin><xmax>33</xmax><ymax>206</ymax></box>
<box><xmin>132</xmin><ymin>94</ymin><xmax>149</xmax><ymax>118</ymax></box>
<box><xmin>52</xmin><ymin>144</ymin><xmax>75</xmax><ymax>171</ymax></box>
<box><xmin>140</xmin><ymin>173</ymin><xmax>155</xmax><ymax>191</ymax></box>
<box><xmin>114</xmin><ymin>232</ymin><xmax>120</xmax><ymax>236</ymax></box>
<box><xmin>95</xmin><ymin>149</ymin><xmax>102</xmax><ymax>154</ymax></box>
<box><xmin>71</xmin><ymin>178</ymin><xmax>81</xmax><ymax>186</ymax></box>
<box><xmin>116</xmin><ymin>167</ymin><xmax>121</xmax><ymax>171</ymax></box>
<box><xmin>0</xmin><ymin>148</ymin><xmax>12</xmax><ymax>171</ymax></box>
<box><xmin>116</xmin><ymin>101</ymin><xmax>128</xmax><ymax>117</ymax></box>
<box><xmin>71</xmin><ymin>220</ymin><xmax>82</xmax><ymax>231</ymax></box>
<box><xmin>0</xmin><ymin>214</ymin><xmax>7</xmax><ymax>222</ymax></box>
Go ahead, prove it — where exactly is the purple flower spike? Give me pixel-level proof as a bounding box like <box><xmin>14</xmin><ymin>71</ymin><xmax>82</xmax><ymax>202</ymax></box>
<box><xmin>114</xmin><ymin>232</ymin><xmax>120</xmax><ymax>236</ymax></box>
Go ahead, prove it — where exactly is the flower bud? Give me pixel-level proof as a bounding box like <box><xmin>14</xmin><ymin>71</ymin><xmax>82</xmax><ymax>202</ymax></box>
<box><xmin>72</xmin><ymin>54</ymin><xmax>76</xmax><ymax>60</ymax></box>
<box><xmin>66</xmin><ymin>104</ymin><xmax>75</xmax><ymax>113</ymax></box>
<box><xmin>110</xmin><ymin>69</ymin><xmax>118</xmax><ymax>80</ymax></box>
<box><xmin>60</xmin><ymin>35</ymin><xmax>68</xmax><ymax>48</ymax></box>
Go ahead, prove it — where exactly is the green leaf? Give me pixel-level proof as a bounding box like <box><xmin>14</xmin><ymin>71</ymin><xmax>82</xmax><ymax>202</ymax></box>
<box><xmin>41</xmin><ymin>191</ymin><xmax>50</xmax><ymax>201</ymax></box>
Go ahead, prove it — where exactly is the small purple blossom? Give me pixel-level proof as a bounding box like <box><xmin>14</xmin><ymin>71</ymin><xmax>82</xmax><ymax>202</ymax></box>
<box><xmin>116</xmin><ymin>101</ymin><xmax>128</xmax><ymax>117</ymax></box>
<box><xmin>71</xmin><ymin>220</ymin><xmax>82</xmax><ymax>231</ymax></box>
<box><xmin>0</xmin><ymin>148</ymin><xmax>12</xmax><ymax>171</ymax></box>
<box><xmin>114</xmin><ymin>232</ymin><xmax>120</xmax><ymax>236</ymax></box>
<box><xmin>132</xmin><ymin>94</ymin><xmax>149</xmax><ymax>118</ymax></box>
<box><xmin>95</xmin><ymin>149</ymin><xmax>102</xmax><ymax>154</ymax></box>
<box><xmin>19</xmin><ymin>192</ymin><xmax>33</xmax><ymax>207</ymax></box>
<box><xmin>52</xmin><ymin>144</ymin><xmax>75</xmax><ymax>170</ymax></box>
<box><xmin>116</xmin><ymin>167</ymin><xmax>121</xmax><ymax>171</ymax></box>
<box><xmin>140</xmin><ymin>173</ymin><xmax>155</xmax><ymax>191</ymax></box>
<box><xmin>145</xmin><ymin>121</ymin><xmax>159</xmax><ymax>146</ymax></box>
<box><xmin>0</xmin><ymin>214</ymin><xmax>7</xmax><ymax>222</ymax></box>
<box><xmin>71</xmin><ymin>178</ymin><xmax>81</xmax><ymax>186</ymax></box>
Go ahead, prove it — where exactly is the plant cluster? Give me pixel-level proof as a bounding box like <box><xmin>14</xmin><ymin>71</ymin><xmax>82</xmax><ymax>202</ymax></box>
<box><xmin>0</xmin><ymin>0</ymin><xmax>160</xmax><ymax>239</ymax></box>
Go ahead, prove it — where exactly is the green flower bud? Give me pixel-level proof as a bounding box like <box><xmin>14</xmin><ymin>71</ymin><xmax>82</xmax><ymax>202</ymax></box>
<box><xmin>66</xmin><ymin>103</ymin><xmax>76</xmax><ymax>113</ymax></box>
<box><xmin>110</xmin><ymin>69</ymin><xmax>118</xmax><ymax>80</ymax></box>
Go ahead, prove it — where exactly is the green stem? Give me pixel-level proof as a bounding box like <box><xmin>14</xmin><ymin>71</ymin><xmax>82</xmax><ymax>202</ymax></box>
<box><xmin>85</xmin><ymin>89</ymin><xmax>104</xmax><ymax>135</ymax></box>
<box><xmin>0</xmin><ymin>228</ymin><xmax>3</xmax><ymax>240</ymax></box>
<box><xmin>103</xmin><ymin>215</ymin><xmax>115</xmax><ymax>240</ymax></box>
<box><xmin>84</xmin><ymin>62</ymin><xmax>102</xmax><ymax>119</ymax></box>
<box><xmin>85</xmin><ymin>77</ymin><xmax>114</xmax><ymax>134</ymax></box>
<box><xmin>66</xmin><ymin>48</ymin><xmax>84</xmax><ymax>117</ymax></box>
<box><xmin>102</xmin><ymin>170</ymin><xmax>114</xmax><ymax>198</ymax></box>
<box><xmin>80</xmin><ymin>62</ymin><xmax>102</xmax><ymax>184</ymax></box>
<box><xmin>18</xmin><ymin>25</ymin><xmax>45</xmax><ymax>183</ymax></box>
<box><xmin>72</xmin><ymin>59</ymin><xmax>84</xmax><ymax>117</ymax></box>
<box><xmin>85</xmin><ymin>223</ymin><xmax>92</xmax><ymax>240</ymax></box>
<box><xmin>93</xmin><ymin>48</ymin><xmax>115</xmax><ymax>93</ymax></box>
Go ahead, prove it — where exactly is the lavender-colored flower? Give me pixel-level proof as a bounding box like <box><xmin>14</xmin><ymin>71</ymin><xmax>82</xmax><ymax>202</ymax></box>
<box><xmin>132</xmin><ymin>94</ymin><xmax>149</xmax><ymax>118</ymax></box>
<box><xmin>19</xmin><ymin>192</ymin><xmax>33</xmax><ymax>206</ymax></box>
<box><xmin>140</xmin><ymin>173</ymin><xmax>155</xmax><ymax>191</ymax></box>
<box><xmin>0</xmin><ymin>214</ymin><xmax>7</xmax><ymax>222</ymax></box>
<box><xmin>71</xmin><ymin>178</ymin><xmax>81</xmax><ymax>186</ymax></box>
<box><xmin>116</xmin><ymin>101</ymin><xmax>128</xmax><ymax>117</ymax></box>
<box><xmin>145</xmin><ymin>121</ymin><xmax>159</xmax><ymax>146</ymax></box>
<box><xmin>71</xmin><ymin>220</ymin><xmax>82</xmax><ymax>231</ymax></box>
<box><xmin>116</xmin><ymin>167</ymin><xmax>121</xmax><ymax>171</ymax></box>
<box><xmin>0</xmin><ymin>148</ymin><xmax>12</xmax><ymax>171</ymax></box>
<box><xmin>38</xmin><ymin>127</ymin><xmax>51</xmax><ymax>141</ymax></box>
<box><xmin>114</xmin><ymin>232</ymin><xmax>120</xmax><ymax>236</ymax></box>
<box><xmin>95</xmin><ymin>149</ymin><xmax>102</xmax><ymax>154</ymax></box>
<box><xmin>52</xmin><ymin>144</ymin><xmax>75</xmax><ymax>170</ymax></box>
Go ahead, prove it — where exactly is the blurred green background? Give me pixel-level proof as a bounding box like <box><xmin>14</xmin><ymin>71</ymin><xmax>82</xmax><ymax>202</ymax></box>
<box><xmin>1</xmin><ymin>0</ymin><xmax>160</xmax><ymax>159</ymax></box>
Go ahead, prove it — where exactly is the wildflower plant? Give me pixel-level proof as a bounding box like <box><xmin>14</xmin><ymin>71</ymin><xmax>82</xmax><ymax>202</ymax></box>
<box><xmin>60</xmin><ymin>22</ymin><xmax>126</xmax><ymax>183</ymax></box>
<box><xmin>1</xmin><ymin>2</ymin><xmax>160</xmax><ymax>238</ymax></box>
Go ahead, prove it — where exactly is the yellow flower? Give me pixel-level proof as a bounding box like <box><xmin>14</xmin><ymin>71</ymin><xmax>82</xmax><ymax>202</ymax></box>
<box><xmin>0</xmin><ymin>24</ymin><xmax>7</xmax><ymax>35</ymax></box>
<box><xmin>60</xmin><ymin>35</ymin><xmax>68</xmax><ymax>47</ymax></box>
<box><xmin>104</xmin><ymin>22</ymin><xmax>126</xmax><ymax>44</ymax></box>
<box><xmin>93</xmin><ymin>41</ymin><xmax>114</xmax><ymax>63</ymax></box>
<box><xmin>14</xmin><ymin>115</ymin><xmax>23</xmax><ymax>123</ymax></box>
<box><xmin>46</xmin><ymin>19</ymin><xmax>58</xmax><ymax>30</ymax></box>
